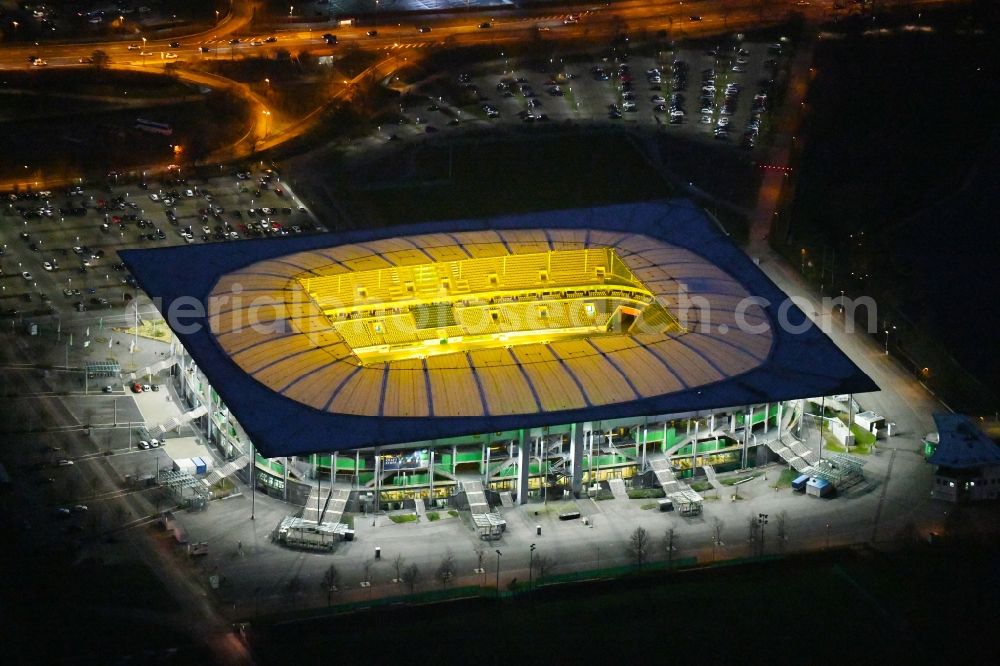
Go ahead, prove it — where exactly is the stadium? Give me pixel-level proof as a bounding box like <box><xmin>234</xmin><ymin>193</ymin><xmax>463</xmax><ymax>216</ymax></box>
<box><xmin>121</xmin><ymin>201</ymin><xmax>876</xmax><ymax>542</ymax></box>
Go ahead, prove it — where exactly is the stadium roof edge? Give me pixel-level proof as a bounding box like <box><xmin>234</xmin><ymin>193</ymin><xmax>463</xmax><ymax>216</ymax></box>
<box><xmin>120</xmin><ymin>201</ymin><xmax>878</xmax><ymax>457</ymax></box>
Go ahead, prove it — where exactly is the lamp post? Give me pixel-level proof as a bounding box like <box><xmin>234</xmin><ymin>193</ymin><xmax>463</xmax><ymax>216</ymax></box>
<box><xmin>528</xmin><ymin>543</ymin><xmax>536</xmax><ymax>591</ymax></box>
<box><xmin>494</xmin><ymin>549</ymin><xmax>502</xmax><ymax>598</ymax></box>
<box><xmin>757</xmin><ymin>513</ymin><xmax>768</xmax><ymax>556</ymax></box>
<box><xmin>262</xmin><ymin>110</ymin><xmax>271</xmax><ymax>138</ymax></box>
<box><xmin>884</xmin><ymin>325</ymin><xmax>895</xmax><ymax>355</ymax></box>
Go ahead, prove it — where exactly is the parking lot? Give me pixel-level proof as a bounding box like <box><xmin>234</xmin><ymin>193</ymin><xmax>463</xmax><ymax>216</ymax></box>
<box><xmin>382</xmin><ymin>40</ymin><xmax>786</xmax><ymax>151</ymax></box>
<box><xmin>0</xmin><ymin>166</ymin><xmax>324</xmax><ymax>328</ymax></box>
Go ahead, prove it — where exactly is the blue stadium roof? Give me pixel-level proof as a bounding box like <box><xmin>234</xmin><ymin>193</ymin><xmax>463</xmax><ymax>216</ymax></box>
<box><xmin>120</xmin><ymin>201</ymin><xmax>878</xmax><ymax>457</ymax></box>
<box><xmin>928</xmin><ymin>413</ymin><xmax>1000</xmax><ymax>469</ymax></box>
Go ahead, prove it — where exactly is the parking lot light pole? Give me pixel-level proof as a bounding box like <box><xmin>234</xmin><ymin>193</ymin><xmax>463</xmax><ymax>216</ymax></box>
<box><xmin>757</xmin><ymin>513</ymin><xmax>768</xmax><ymax>556</ymax></box>
<box><xmin>528</xmin><ymin>543</ymin><xmax>536</xmax><ymax>591</ymax></box>
<box><xmin>495</xmin><ymin>549</ymin><xmax>502</xmax><ymax>598</ymax></box>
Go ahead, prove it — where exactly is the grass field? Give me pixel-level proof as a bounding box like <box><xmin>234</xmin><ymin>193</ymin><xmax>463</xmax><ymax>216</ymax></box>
<box><xmin>249</xmin><ymin>540</ymin><xmax>1000</xmax><ymax>661</ymax></box>
<box><xmin>334</xmin><ymin>128</ymin><xmax>672</xmax><ymax>228</ymax></box>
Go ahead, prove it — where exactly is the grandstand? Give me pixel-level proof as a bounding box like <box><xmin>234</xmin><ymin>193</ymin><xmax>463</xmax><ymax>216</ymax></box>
<box><xmin>298</xmin><ymin>248</ymin><xmax>678</xmax><ymax>362</ymax></box>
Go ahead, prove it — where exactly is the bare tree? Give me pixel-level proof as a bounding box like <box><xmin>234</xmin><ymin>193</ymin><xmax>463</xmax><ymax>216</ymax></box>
<box><xmin>285</xmin><ymin>575</ymin><xmax>303</xmax><ymax>609</ymax></box>
<box><xmin>746</xmin><ymin>514</ymin><xmax>758</xmax><ymax>549</ymax></box>
<box><xmin>362</xmin><ymin>558</ymin><xmax>374</xmax><ymax>585</ymax></box>
<box><xmin>534</xmin><ymin>554</ymin><xmax>555</xmax><ymax>581</ymax></box>
<box><xmin>436</xmin><ymin>551</ymin><xmax>456</xmax><ymax>588</ymax></box>
<box><xmin>401</xmin><ymin>562</ymin><xmax>420</xmax><ymax>593</ymax></box>
<box><xmin>320</xmin><ymin>564</ymin><xmax>340</xmax><ymax>606</ymax></box>
<box><xmin>712</xmin><ymin>517</ymin><xmax>725</xmax><ymax>561</ymax></box>
<box><xmin>628</xmin><ymin>526</ymin><xmax>649</xmax><ymax>568</ymax></box>
<box><xmin>895</xmin><ymin>521</ymin><xmax>920</xmax><ymax>546</ymax></box>
<box><xmin>392</xmin><ymin>553</ymin><xmax>405</xmax><ymax>583</ymax></box>
<box><xmin>663</xmin><ymin>527</ymin><xmax>678</xmax><ymax>568</ymax></box>
<box><xmin>776</xmin><ymin>511</ymin><xmax>788</xmax><ymax>551</ymax></box>
<box><xmin>91</xmin><ymin>50</ymin><xmax>110</xmax><ymax>69</ymax></box>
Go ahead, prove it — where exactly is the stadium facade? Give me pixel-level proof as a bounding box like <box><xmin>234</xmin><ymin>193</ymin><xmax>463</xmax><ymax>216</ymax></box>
<box><xmin>121</xmin><ymin>202</ymin><xmax>877</xmax><ymax>512</ymax></box>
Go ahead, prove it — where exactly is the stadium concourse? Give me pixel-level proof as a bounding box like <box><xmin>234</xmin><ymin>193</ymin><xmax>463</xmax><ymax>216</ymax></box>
<box><xmin>121</xmin><ymin>201</ymin><xmax>876</xmax><ymax>542</ymax></box>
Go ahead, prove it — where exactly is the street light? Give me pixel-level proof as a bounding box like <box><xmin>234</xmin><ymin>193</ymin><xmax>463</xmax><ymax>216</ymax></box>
<box><xmin>884</xmin><ymin>325</ymin><xmax>895</xmax><ymax>355</ymax></box>
<box><xmin>262</xmin><ymin>110</ymin><xmax>271</xmax><ymax>137</ymax></box>
<box><xmin>494</xmin><ymin>549</ymin><xmax>502</xmax><ymax>598</ymax></box>
<box><xmin>528</xmin><ymin>543</ymin><xmax>536</xmax><ymax>591</ymax></box>
<box><xmin>757</xmin><ymin>513</ymin><xmax>768</xmax><ymax>556</ymax></box>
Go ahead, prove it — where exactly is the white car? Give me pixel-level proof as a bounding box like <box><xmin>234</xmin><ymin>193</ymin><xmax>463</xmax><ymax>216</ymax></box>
<box><xmin>21</xmin><ymin>271</ymin><xmax>32</xmax><ymax>281</ymax></box>
<box><xmin>700</xmin><ymin>107</ymin><xmax>714</xmax><ymax>115</ymax></box>
<box><xmin>138</xmin><ymin>440</ymin><xmax>151</xmax><ymax>450</ymax></box>
<box><xmin>43</xmin><ymin>261</ymin><xmax>54</xmax><ymax>271</ymax></box>
<box><xmin>650</xmin><ymin>95</ymin><xmax>666</xmax><ymax>104</ymax></box>
<box><xmin>700</xmin><ymin>116</ymin><xmax>713</xmax><ymax>124</ymax></box>
<box><xmin>164</xmin><ymin>52</ymin><xmax>178</xmax><ymax>59</ymax></box>
<box><xmin>149</xmin><ymin>438</ymin><xmax>161</xmax><ymax>448</ymax></box>
<box><xmin>717</xmin><ymin>117</ymin><xmax>730</xmax><ymax>127</ymax></box>
<box><xmin>622</xmin><ymin>101</ymin><xmax>636</xmax><ymax>112</ymax></box>
<box><xmin>149</xmin><ymin>193</ymin><xmax>160</xmax><ymax>201</ymax></box>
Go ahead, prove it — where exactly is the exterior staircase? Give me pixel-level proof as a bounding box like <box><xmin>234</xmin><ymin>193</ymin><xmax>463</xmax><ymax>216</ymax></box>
<box><xmin>204</xmin><ymin>452</ymin><xmax>249</xmax><ymax>485</ymax></box>
<box><xmin>649</xmin><ymin>457</ymin><xmax>681</xmax><ymax>494</ymax></box>
<box><xmin>607</xmin><ymin>477</ymin><xmax>629</xmax><ymax>500</ymax></box>
<box><xmin>148</xmin><ymin>404</ymin><xmax>207</xmax><ymax>436</ymax></box>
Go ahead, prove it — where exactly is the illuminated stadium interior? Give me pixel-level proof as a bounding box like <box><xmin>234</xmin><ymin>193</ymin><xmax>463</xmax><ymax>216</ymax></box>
<box><xmin>300</xmin><ymin>248</ymin><xmax>684</xmax><ymax>363</ymax></box>
<box><xmin>204</xmin><ymin>225</ymin><xmax>781</xmax><ymax>420</ymax></box>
